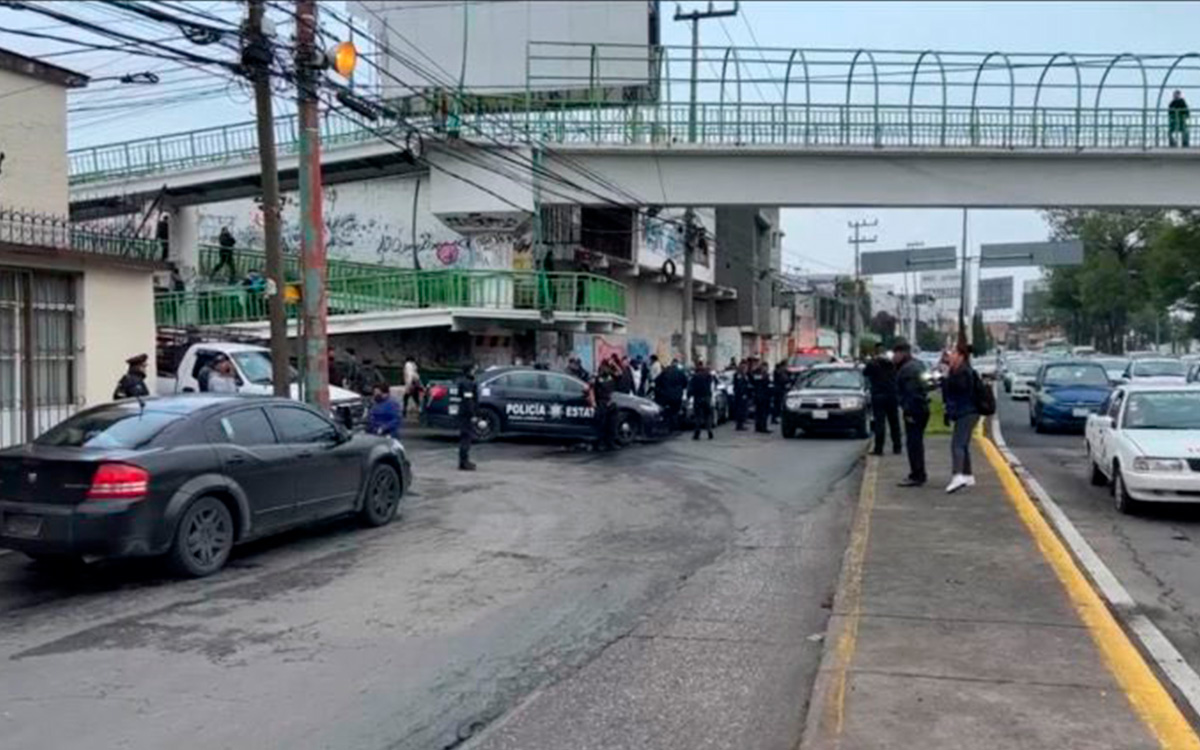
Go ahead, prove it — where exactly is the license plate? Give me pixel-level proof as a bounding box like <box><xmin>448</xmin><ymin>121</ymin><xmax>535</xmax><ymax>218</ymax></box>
<box><xmin>448</xmin><ymin>405</ymin><xmax>459</xmax><ymax>416</ymax></box>
<box><xmin>812</xmin><ymin>409</ymin><xmax>829</xmax><ymax>420</ymax></box>
<box><xmin>1072</xmin><ymin>407</ymin><xmax>1092</xmax><ymax>418</ymax></box>
<box><xmin>3</xmin><ymin>514</ymin><xmax>42</xmax><ymax>539</ymax></box>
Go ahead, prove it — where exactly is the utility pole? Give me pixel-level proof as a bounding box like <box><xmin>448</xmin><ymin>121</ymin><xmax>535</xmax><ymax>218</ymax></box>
<box><xmin>295</xmin><ymin>0</ymin><xmax>329</xmax><ymax>410</ymax></box>
<box><xmin>675</xmin><ymin>1</ymin><xmax>739</xmax><ymax>144</ymax></box>
<box><xmin>675</xmin><ymin>2</ymin><xmax>736</xmax><ymax>365</ymax></box>
<box><xmin>682</xmin><ymin>208</ymin><xmax>697</xmax><ymax>365</ymax></box>
<box><xmin>847</xmin><ymin>218</ymin><xmax>878</xmax><ymax>357</ymax></box>
<box><xmin>245</xmin><ymin>0</ymin><xmax>289</xmax><ymax>398</ymax></box>
<box><xmin>959</xmin><ymin>207</ymin><xmax>969</xmax><ymax>345</ymax></box>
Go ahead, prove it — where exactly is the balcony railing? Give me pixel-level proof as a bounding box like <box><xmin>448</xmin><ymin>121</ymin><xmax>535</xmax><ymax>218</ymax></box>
<box><xmin>0</xmin><ymin>208</ymin><xmax>161</xmax><ymax>261</ymax></box>
<box><xmin>155</xmin><ymin>269</ymin><xmax>626</xmax><ymax>328</ymax></box>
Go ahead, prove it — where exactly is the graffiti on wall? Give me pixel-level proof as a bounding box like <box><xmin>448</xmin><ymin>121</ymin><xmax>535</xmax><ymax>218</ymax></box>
<box><xmin>642</xmin><ymin>216</ymin><xmax>684</xmax><ymax>260</ymax></box>
<box><xmin>201</xmin><ymin>182</ymin><xmax>530</xmax><ymax>272</ymax></box>
<box><xmin>202</xmin><ymin>184</ymin><xmax>530</xmax><ymax>271</ymax></box>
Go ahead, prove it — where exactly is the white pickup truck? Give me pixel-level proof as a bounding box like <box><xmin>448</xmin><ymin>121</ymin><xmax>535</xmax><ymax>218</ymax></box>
<box><xmin>157</xmin><ymin>341</ymin><xmax>366</xmax><ymax>426</ymax></box>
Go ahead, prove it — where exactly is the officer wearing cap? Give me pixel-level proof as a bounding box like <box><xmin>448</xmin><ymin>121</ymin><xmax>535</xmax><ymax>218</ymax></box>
<box><xmin>113</xmin><ymin>353</ymin><xmax>151</xmax><ymax>400</ymax></box>
<box><xmin>452</xmin><ymin>362</ymin><xmax>479</xmax><ymax>471</ymax></box>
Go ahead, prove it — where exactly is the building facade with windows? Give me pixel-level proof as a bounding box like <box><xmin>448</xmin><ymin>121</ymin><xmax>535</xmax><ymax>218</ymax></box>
<box><xmin>0</xmin><ymin>49</ymin><xmax>162</xmax><ymax>447</ymax></box>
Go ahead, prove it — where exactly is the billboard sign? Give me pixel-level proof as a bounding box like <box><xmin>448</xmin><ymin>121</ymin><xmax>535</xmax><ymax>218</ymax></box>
<box><xmin>977</xmin><ymin>276</ymin><xmax>1015</xmax><ymax>310</ymax></box>
<box><xmin>979</xmin><ymin>240</ymin><xmax>1083</xmax><ymax>268</ymax></box>
<box><xmin>860</xmin><ymin>245</ymin><xmax>956</xmax><ymax>276</ymax></box>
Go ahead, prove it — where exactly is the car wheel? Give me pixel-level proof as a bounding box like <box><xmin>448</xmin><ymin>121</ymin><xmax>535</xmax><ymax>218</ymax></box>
<box><xmin>1089</xmin><ymin>453</ymin><xmax>1108</xmax><ymax>487</ymax></box>
<box><xmin>1113</xmin><ymin>468</ymin><xmax>1140</xmax><ymax>515</ymax></box>
<box><xmin>782</xmin><ymin>420</ymin><xmax>797</xmax><ymax>439</ymax></box>
<box><xmin>614</xmin><ymin>411</ymin><xmax>640</xmax><ymax>447</ymax></box>
<box><xmin>360</xmin><ymin>463</ymin><xmax>402</xmax><ymax>527</ymax></box>
<box><xmin>168</xmin><ymin>496</ymin><xmax>234</xmax><ymax>578</ymax></box>
<box><xmin>472</xmin><ymin>407</ymin><xmax>500</xmax><ymax>443</ymax></box>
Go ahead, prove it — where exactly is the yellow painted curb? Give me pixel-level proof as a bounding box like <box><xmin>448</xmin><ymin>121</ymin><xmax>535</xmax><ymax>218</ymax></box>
<box><xmin>978</xmin><ymin>433</ymin><xmax>1200</xmax><ymax>750</ymax></box>
<box><xmin>823</xmin><ymin>454</ymin><xmax>878</xmax><ymax>740</ymax></box>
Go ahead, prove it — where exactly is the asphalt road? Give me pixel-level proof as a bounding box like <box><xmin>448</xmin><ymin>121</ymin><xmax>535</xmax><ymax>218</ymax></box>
<box><xmin>0</xmin><ymin>424</ymin><xmax>862</xmax><ymax>750</ymax></box>
<box><xmin>997</xmin><ymin>390</ymin><xmax>1200</xmax><ymax>681</ymax></box>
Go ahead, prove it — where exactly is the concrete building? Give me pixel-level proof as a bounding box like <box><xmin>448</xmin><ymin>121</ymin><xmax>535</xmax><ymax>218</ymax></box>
<box><xmin>0</xmin><ymin>49</ymin><xmax>162</xmax><ymax>447</ymax></box>
<box><xmin>715</xmin><ymin>207</ymin><xmax>789</xmax><ymax>364</ymax></box>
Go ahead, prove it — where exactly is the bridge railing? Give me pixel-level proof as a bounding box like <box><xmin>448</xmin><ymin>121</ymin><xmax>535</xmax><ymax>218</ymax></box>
<box><xmin>155</xmin><ymin>269</ymin><xmax>626</xmax><ymax>328</ymax></box>
<box><xmin>69</xmin><ymin>110</ymin><xmax>394</xmax><ymax>186</ymax></box>
<box><xmin>69</xmin><ymin>44</ymin><xmax>1200</xmax><ymax>185</ymax></box>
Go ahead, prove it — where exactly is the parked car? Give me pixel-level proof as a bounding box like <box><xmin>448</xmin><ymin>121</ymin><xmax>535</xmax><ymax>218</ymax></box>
<box><xmin>1085</xmin><ymin>385</ymin><xmax>1200</xmax><ymax>513</ymax></box>
<box><xmin>781</xmin><ymin>364</ymin><xmax>869</xmax><ymax>439</ymax></box>
<box><xmin>423</xmin><ymin>366</ymin><xmax>666</xmax><ymax>445</ymax></box>
<box><xmin>0</xmin><ymin>395</ymin><xmax>412</xmax><ymax>577</ymax></box>
<box><xmin>1003</xmin><ymin>359</ymin><xmax>1041</xmax><ymax>399</ymax></box>
<box><xmin>1095</xmin><ymin>357</ymin><xmax>1130</xmax><ymax>384</ymax></box>
<box><xmin>1122</xmin><ymin>358</ymin><xmax>1187</xmax><ymax>385</ymax></box>
<box><xmin>786</xmin><ymin>348</ymin><xmax>840</xmax><ymax>379</ymax></box>
<box><xmin>1029</xmin><ymin>360</ymin><xmax>1112</xmax><ymax>433</ymax></box>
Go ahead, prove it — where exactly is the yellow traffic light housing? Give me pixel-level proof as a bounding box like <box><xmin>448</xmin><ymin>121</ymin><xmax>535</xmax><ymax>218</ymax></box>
<box><xmin>328</xmin><ymin>41</ymin><xmax>357</xmax><ymax>78</ymax></box>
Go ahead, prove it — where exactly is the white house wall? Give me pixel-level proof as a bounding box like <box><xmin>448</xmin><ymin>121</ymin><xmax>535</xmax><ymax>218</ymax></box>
<box><xmin>0</xmin><ymin>66</ymin><xmax>69</xmax><ymax>215</ymax></box>
<box><xmin>80</xmin><ymin>266</ymin><xmax>156</xmax><ymax>406</ymax></box>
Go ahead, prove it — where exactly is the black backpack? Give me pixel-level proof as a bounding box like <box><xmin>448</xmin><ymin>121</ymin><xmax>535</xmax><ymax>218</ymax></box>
<box><xmin>972</xmin><ymin>369</ymin><xmax>996</xmax><ymax>416</ymax></box>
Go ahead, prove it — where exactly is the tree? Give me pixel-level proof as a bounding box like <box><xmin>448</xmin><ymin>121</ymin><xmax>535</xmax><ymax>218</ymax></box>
<box><xmin>916</xmin><ymin>321</ymin><xmax>943</xmax><ymax>352</ymax></box>
<box><xmin>869</xmin><ymin>310</ymin><xmax>898</xmax><ymax>347</ymax></box>
<box><xmin>971</xmin><ymin>309</ymin><xmax>991</xmax><ymax>356</ymax></box>
<box><xmin>1040</xmin><ymin>209</ymin><xmax>1167</xmax><ymax>353</ymax></box>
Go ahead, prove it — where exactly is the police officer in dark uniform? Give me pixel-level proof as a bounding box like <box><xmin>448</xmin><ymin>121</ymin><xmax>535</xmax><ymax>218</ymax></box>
<box><xmin>893</xmin><ymin>340</ymin><xmax>930</xmax><ymax>487</ymax></box>
<box><xmin>687</xmin><ymin>359</ymin><xmax>715</xmax><ymax>440</ymax></box>
<box><xmin>591</xmin><ymin>360</ymin><xmax>618</xmax><ymax>451</ymax></box>
<box><xmin>771</xmin><ymin>361</ymin><xmax>790</xmax><ymax>424</ymax></box>
<box><xmin>732</xmin><ymin>360</ymin><xmax>751</xmax><ymax>431</ymax></box>
<box><xmin>863</xmin><ymin>343</ymin><xmax>902</xmax><ymax>456</ymax></box>
<box><xmin>750</xmin><ymin>360</ymin><xmax>773</xmax><ymax>434</ymax></box>
<box><xmin>113</xmin><ymin>353</ymin><xmax>151</xmax><ymax>400</ymax></box>
<box><xmin>452</xmin><ymin>363</ymin><xmax>478</xmax><ymax>471</ymax></box>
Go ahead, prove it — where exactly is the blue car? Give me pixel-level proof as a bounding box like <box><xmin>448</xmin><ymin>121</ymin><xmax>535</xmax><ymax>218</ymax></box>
<box><xmin>1029</xmin><ymin>360</ymin><xmax>1112</xmax><ymax>433</ymax></box>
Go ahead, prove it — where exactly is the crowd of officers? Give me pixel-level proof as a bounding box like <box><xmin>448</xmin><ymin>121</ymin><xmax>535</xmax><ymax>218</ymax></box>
<box><xmin>566</xmin><ymin>353</ymin><xmax>794</xmax><ymax>444</ymax></box>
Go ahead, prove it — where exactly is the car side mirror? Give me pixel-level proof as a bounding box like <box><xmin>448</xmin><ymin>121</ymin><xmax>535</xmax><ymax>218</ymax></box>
<box><xmin>334</xmin><ymin>424</ymin><xmax>351</xmax><ymax>444</ymax></box>
<box><xmin>1095</xmin><ymin>415</ymin><xmax>1114</xmax><ymax>429</ymax></box>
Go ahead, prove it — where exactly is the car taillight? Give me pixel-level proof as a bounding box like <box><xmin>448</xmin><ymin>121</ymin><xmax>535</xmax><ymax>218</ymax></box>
<box><xmin>429</xmin><ymin>385</ymin><xmax>448</xmax><ymax>401</ymax></box>
<box><xmin>87</xmin><ymin>463</ymin><xmax>149</xmax><ymax>501</ymax></box>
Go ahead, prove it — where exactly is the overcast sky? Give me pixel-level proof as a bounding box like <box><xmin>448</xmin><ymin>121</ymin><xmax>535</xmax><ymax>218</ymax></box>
<box><xmin>5</xmin><ymin>0</ymin><xmax>1197</xmax><ymax>310</ymax></box>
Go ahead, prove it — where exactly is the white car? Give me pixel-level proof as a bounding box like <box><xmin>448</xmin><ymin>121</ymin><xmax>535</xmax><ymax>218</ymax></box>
<box><xmin>1004</xmin><ymin>359</ymin><xmax>1041</xmax><ymax>399</ymax></box>
<box><xmin>1122</xmin><ymin>358</ymin><xmax>1187</xmax><ymax>384</ymax></box>
<box><xmin>1085</xmin><ymin>384</ymin><xmax>1200</xmax><ymax>513</ymax></box>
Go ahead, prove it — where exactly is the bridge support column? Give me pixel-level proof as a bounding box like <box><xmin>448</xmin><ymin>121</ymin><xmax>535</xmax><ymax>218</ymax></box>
<box><xmin>169</xmin><ymin>205</ymin><xmax>200</xmax><ymax>289</ymax></box>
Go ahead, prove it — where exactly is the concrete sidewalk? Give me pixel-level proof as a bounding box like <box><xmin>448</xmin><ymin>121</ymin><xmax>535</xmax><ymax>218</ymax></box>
<box><xmin>802</xmin><ymin>434</ymin><xmax>1171</xmax><ymax>750</ymax></box>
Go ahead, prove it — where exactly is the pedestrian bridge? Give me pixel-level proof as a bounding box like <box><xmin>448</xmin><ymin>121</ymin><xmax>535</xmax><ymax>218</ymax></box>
<box><xmin>68</xmin><ymin>45</ymin><xmax>1200</xmax><ymax>210</ymax></box>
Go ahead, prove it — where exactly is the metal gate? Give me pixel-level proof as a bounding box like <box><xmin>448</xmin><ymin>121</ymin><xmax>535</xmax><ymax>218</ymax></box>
<box><xmin>0</xmin><ymin>268</ymin><xmax>79</xmax><ymax>448</ymax></box>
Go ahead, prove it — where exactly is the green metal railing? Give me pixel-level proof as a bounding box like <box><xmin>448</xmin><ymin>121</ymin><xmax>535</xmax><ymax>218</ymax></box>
<box><xmin>197</xmin><ymin>244</ymin><xmax>384</xmax><ymax>283</ymax></box>
<box><xmin>155</xmin><ymin>269</ymin><xmax>626</xmax><ymax>328</ymax></box>
<box><xmin>68</xmin><ymin>45</ymin><xmax>1200</xmax><ymax>186</ymax></box>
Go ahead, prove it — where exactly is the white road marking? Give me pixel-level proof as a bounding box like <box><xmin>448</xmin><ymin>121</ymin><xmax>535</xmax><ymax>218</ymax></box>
<box><xmin>991</xmin><ymin>414</ymin><xmax>1200</xmax><ymax>718</ymax></box>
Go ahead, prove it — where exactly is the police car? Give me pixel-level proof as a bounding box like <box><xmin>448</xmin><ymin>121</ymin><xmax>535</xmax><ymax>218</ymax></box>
<box><xmin>424</xmin><ymin>367</ymin><xmax>667</xmax><ymax>444</ymax></box>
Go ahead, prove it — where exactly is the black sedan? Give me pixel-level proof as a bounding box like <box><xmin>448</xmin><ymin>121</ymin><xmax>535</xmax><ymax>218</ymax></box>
<box><xmin>0</xmin><ymin>395</ymin><xmax>412</xmax><ymax>577</ymax></box>
<box><xmin>424</xmin><ymin>366</ymin><xmax>667</xmax><ymax>445</ymax></box>
<box><xmin>781</xmin><ymin>365</ymin><xmax>870</xmax><ymax>439</ymax></box>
